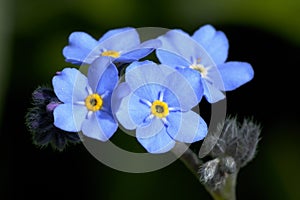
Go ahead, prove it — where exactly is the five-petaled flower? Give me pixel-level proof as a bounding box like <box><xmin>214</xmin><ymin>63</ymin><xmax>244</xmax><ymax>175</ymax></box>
<box><xmin>156</xmin><ymin>24</ymin><xmax>254</xmax><ymax>103</ymax></box>
<box><xmin>115</xmin><ymin>61</ymin><xmax>208</xmax><ymax>153</ymax></box>
<box><xmin>63</xmin><ymin>27</ymin><xmax>161</xmax><ymax>65</ymax></box>
<box><xmin>52</xmin><ymin>57</ymin><xmax>118</xmax><ymax>141</ymax></box>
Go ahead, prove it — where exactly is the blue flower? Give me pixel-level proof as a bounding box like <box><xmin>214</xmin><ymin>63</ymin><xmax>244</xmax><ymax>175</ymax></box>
<box><xmin>115</xmin><ymin>61</ymin><xmax>208</xmax><ymax>153</ymax></box>
<box><xmin>156</xmin><ymin>24</ymin><xmax>254</xmax><ymax>103</ymax></box>
<box><xmin>52</xmin><ymin>57</ymin><xmax>118</xmax><ymax>141</ymax></box>
<box><xmin>63</xmin><ymin>27</ymin><xmax>161</xmax><ymax>65</ymax></box>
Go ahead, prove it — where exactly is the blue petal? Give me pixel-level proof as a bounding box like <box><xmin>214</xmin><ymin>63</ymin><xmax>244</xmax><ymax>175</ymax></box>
<box><xmin>204</xmin><ymin>64</ymin><xmax>225</xmax><ymax>91</ymax></box>
<box><xmin>137</xmin><ymin>126</ymin><xmax>176</xmax><ymax>153</ymax></box>
<box><xmin>126</xmin><ymin>60</ymin><xmax>156</xmax><ymax>72</ymax></box>
<box><xmin>136</xmin><ymin>117</ymin><xmax>165</xmax><ymax>139</ymax></box>
<box><xmin>88</xmin><ymin>57</ymin><xmax>118</xmax><ymax>93</ymax></box>
<box><xmin>202</xmin><ymin>79</ymin><xmax>226</xmax><ymax>103</ymax></box>
<box><xmin>128</xmin><ymin>92</ymin><xmax>153</xmax><ymax>126</ymax></box>
<box><xmin>160</xmin><ymin>88</ymin><xmax>180</xmax><ymax>109</ymax></box>
<box><xmin>63</xmin><ymin>32</ymin><xmax>99</xmax><ymax>65</ymax></box>
<box><xmin>163</xmin><ymin>68</ymin><xmax>200</xmax><ymax>111</ymax></box>
<box><xmin>98</xmin><ymin>27</ymin><xmax>133</xmax><ymax>42</ymax></box>
<box><xmin>116</xmin><ymin>39</ymin><xmax>161</xmax><ymax>63</ymax></box>
<box><xmin>132</xmin><ymin>83</ymin><xmax>165</xmax><ymax>105</ymax></box>
<box><xmin>192</xmin><ymin>25</ymin><xmax>229</xmax><ymax>64</ymax></box>
<box><xmin>99</xmin><ymin>28</ymin><xmax>140</xmax><ymax>51</ymax></box>
<box><xmin>157</xmin><ymin>30</ymin><xmax>213</xmax><ymax>66</ymax></box>
<box><xmin>63</xmin><ymin>47</ymin><xmax>93</xmax><ymax>65</ymax></box>
<box><xmin>167</xmin><ymin>111</ymin><xmax>208</xmax><ymax>143</ymax></box>
<box><xmin>174</xmin><ymin>67</ymin><xmax>204</xmax><ymax>102</ymax></box>
<box><xmin>102</xmin><ymin>92</ymin><xmax>113</xmax><ymax>113</ymax></box>
<box><xmin>111</xmin><ymin>82</ymin><xmax>131</xmax><ymax>117</ymax></box>
<box><xmin>52</xmin><ymin>68</ymin><xmax>88</xmax><ymax>103</ymax></box>
<box><xmin>115</xmin><ymin>94</ymin><xmax>137</xmax><ymax>130</ymax></box>
<box><xmin>217</xmin><ymin>62</ymin><xmax>254</xmax><ymax>91</ymax></box>
<box><xmin>139</xmin><ymin>38</ymin><xmax>162</xmax><ymax>49</ymax></box>
<box><xmin>53</xmin><ymin>104</ymin><xmax>86</xmax><ymax>132</ymax></box>
<box><xmin>117</xmin><ymin>49</ymin><xmax>151</xmax><ymax>63</ymax></box>
<box><xmin>81</xmin><ymin>111</ymin><xmax>118</xmax><ymax>141</ymax></box>
<box><xmin>125</xmin><ymin>62</ymin><xmax>174</xmax><ymax>91</ymax></box>
<box><xmin>156</xmin><ymin>49</ymin><xmax>191</xmax><ymax>68</ymax></box>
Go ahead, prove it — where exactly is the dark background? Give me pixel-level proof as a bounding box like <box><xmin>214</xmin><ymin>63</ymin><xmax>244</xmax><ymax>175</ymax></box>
<box><xmin>1</xmin><ymin>0</ymin><xmax>300</xmax><ymax>199</ymax></box>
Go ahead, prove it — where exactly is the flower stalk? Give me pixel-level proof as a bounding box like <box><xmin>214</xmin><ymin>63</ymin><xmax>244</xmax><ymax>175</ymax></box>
<box><xmin>206</xmin><ymin>172</ymin><xmax>237</xmax><ymax>200</ymax></box>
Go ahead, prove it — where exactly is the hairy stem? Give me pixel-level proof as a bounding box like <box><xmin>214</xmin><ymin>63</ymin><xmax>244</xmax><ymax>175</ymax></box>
<box><xmin>206</xmin><ymin>172</ymin><xmax>237</xmax><ymax>200</ymax></box>
<box><xmin>172</xmin><ymin>143</ymin><xmax>202</xmax><ymax>178</ymax></box>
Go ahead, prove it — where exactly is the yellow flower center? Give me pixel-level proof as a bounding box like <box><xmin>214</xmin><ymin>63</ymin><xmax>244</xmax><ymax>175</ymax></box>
<box><xmin>190</xmin><ymin>64</ymin><xmax>208</xmax><ymax>78</ymax></box>
<box><xmin>101</xmin><ymin>50</ymin><xmax>120</xmax><ymax>58</ymax></box>
<box><xmin>85</xmin><ymin>94</ymin><xmax>103</xmax><ymax>111</ymax></box>
<box><xmin>151</xmin><ymin>100</ymin><xmax>169</xmax><ymax>118</ymax></box>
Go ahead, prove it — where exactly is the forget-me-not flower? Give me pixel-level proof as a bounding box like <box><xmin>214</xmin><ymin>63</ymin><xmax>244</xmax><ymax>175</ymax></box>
<box><xmin>115</xmin><ymin>61</ymin><xmax>208</xmax><ymax>153</ymax></box>
<box><xmin>52</xmin><ymin>57</ymin><xmax>118</xmax><ymax>141</ymax></box>
<box><xmin>156</xmin><ymin>24</ymin><xmax>254</xmax><ymax>103</ymax></box>
<box><xmin>63</xmin><ymin>27</ymin><xmax>161</xmax><ymax>65</ymax></box>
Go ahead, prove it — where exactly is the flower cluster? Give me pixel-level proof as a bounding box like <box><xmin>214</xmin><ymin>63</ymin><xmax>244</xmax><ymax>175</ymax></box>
<box><xmin>26</xmin><ymin>25</ymin><xmax>254</xmax><ymax>153</ymax></box>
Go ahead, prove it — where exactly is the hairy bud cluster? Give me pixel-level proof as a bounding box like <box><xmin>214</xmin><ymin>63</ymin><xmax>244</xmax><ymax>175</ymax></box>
<box><xmin>199</xmin><ymin>116</ymin><xmax>261</xmax><ymax>190</ymax></box>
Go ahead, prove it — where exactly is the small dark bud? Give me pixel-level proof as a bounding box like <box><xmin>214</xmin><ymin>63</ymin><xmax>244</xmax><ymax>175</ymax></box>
<box><xmin>25</xmin><ymin>86</ymin><xmax>81</xmax><ymax>151</ymax></box>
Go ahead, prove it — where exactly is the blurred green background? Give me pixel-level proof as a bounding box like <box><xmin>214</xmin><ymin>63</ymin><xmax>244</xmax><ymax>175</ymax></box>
<box><xmin>1</xmin><ymin>0</ymin><xmax>300</xmax><ymax>199</ymax></box>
